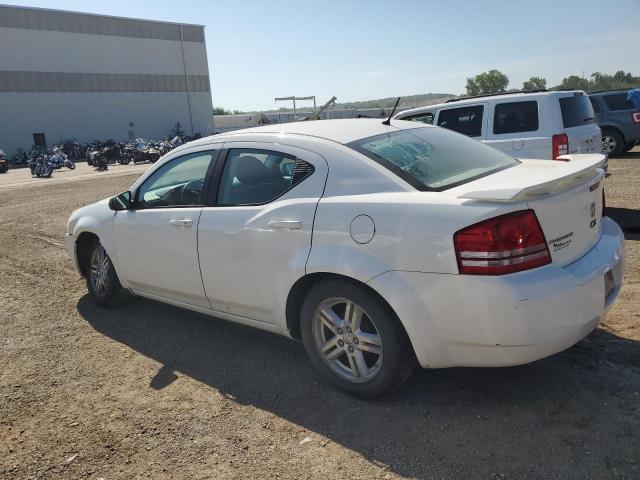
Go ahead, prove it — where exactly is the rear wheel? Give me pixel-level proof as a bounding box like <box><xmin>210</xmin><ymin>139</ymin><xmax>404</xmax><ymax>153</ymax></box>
<box><xmin>300</xmin><ymin>280</ymin><xmax>415</xmax><ymax>398</ymax></box>
<box><xmin>85</xmin><ymin>241</ymin><xmax>121</xmax><ymax>306</ymax></box>
<box><xmin>602</xmin><ymin>129</ymin><xmax>624</xmax><ymax>157</ymax></box>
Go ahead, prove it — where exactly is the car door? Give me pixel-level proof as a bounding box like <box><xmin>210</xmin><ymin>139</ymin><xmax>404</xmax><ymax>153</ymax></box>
<box><xmin>197</xmin><ymin>142</ymin><xmax>328</xmax><ymax>326</ymax></box>
<box><xmin>434</xmin><ymin>103</ymin><xmax>487</xmax><ymax>140</ymax></box>
<box><xmin>113</xmin><ymin>148</ymin><xmax>219</xmax><ymax>309</ymax></box>
<box><xmin>487</xmin><ymin>100</ymin><xmax>548</xmax><ymax>158</ymax></box>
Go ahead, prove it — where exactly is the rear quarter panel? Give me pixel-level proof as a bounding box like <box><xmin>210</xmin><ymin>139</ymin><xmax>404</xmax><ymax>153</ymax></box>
<box><xmin>307</xmin><ymin>192</ymin><xmax>528</xmax><ymax>279</ymax></box>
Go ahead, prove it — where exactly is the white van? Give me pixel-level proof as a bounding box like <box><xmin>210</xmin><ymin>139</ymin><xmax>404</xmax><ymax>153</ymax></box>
<box><xmin>394</xmin><ymin>90</ymin><xmax>602</xmax><ymax>161</ymax></box>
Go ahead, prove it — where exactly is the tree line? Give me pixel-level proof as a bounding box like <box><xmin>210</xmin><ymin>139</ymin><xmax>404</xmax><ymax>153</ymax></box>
<box><xmin>466</xmin><ymin>69</ymin><xmax>639</xmax><ymax>96</ymax></box>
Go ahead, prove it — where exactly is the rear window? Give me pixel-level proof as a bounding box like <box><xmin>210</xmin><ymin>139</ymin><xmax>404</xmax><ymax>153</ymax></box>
<box><xmin>493</xmin><ymin>101</ymin><xmax>539</xmax><ymax>134</ymax></box>
<box><xmin>348</xmin><ymin>127</ymin><xmax>519</xmax><ymax>191</ymax></box>
<box><xmin>602</xmin><ymin>93</ymin><xmax>634</xmax><ymax>111</ymax></box>
<box><xmin>437</xmin><ymin>105</ymin><xmax>484</xmax><ymax>137</ymax></box>
<box><xmin>559</xmin><ymin>94</ymin><xmax>596</xmax><ymax>128</ymax></box>
<box><xmin>402</xmin><ymin>112</ymin><xmax>434</xmax><ymax>124</ymax></box>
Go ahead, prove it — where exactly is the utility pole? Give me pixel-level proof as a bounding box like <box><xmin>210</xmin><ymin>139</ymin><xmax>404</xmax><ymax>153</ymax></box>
<box><xmin>274</xmin><ymin>96</ymin><xmax>316</xmax><ymax>120</ymax></box>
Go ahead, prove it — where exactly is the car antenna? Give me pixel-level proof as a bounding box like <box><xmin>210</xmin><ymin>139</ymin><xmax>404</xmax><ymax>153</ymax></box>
<box><xmin>382</xmin><ymin>97</ymin><xmax>401</xmax><ymax>126</ymax></box>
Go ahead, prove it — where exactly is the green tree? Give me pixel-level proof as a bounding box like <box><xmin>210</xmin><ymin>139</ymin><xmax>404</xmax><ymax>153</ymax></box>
<box><xmin>213</xmin><ymin>107</ymin><xmax>231</xmax><ymax>115</ymax></box>
<box><xmin>522</xmin><ymin>76</ymin><xmax>547</xmax><ymax>91</ymax></box>
<box><xmin>556</xmin><ymin>75</ymin><xmax>591</xmax><ymax>91</ymax></box>
<box><xmin>466</xmin><ymin>70</ymin><xmax>510</xmax><ymax>96</ymax></box>
<box><xmin>590</xmin><ymin>70</ymin><xmax>640</xmax><ymax>91</ymax></box>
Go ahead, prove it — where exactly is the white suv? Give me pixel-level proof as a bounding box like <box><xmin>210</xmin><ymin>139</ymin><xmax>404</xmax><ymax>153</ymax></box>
<box><xmin>394</xmin><ymin>90</ymin><xmax>602</xmax><ymax>161</ymax></box>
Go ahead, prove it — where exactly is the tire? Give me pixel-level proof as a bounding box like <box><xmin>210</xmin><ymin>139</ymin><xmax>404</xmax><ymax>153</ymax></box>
<box><xmin>0</xmin><ymin>164</ymin><xmax>7</xmax><ymax>173</ymax></box>
<box><xmin>85</xmin><ymin>241</ymin><xmax>121</xmax><ymax>307</ymax></box>
<box><xmin>67</xmin><ymin>161</ymin><xmax>76</xmax><ymax>170</ymax></box>
<box><xmin>601</xmin><ymin>129</ymin><xmax>624</xmax><ymax>157</ymax></box>
<box><xmin>300</xmin><ymin>279</ymin><xmax>416</xmax><ymax>398</ymax></box>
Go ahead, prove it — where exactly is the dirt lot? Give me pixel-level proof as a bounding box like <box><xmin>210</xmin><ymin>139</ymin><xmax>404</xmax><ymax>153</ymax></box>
<box><xmin>1</xmin><ymin>153</ymin><xmax>639</xmax><ymax>479</ymax></box>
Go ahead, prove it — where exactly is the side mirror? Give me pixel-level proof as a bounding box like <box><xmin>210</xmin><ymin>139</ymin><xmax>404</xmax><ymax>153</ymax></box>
<box><xmin>109</xmin><ymin>191</ymin><xmax>132</xmax><ymax>211</ymax></box>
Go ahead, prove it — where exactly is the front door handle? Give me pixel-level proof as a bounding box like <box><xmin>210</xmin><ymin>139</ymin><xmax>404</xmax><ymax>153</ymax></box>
<box><xmin>169</xmin><ymin>218</ymin><xmax>193</xmax><ymax>228</ymax></box>
<box><xmin>268</xmin><ymin>220</ymin><xmax>302</xmax><ymax>230</ymax></box>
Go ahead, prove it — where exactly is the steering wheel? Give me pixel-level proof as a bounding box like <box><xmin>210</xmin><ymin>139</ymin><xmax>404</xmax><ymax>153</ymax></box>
<box><xmin>180</xmin><ymin>179</ymin><xmax>204</xmax><ymax>204</ymax></box>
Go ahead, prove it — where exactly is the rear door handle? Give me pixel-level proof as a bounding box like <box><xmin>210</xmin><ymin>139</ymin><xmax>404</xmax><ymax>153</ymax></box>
<box><xmin>169</xmin><ymin>218</ymin><xmax>193</xmax><ymax>228</ymax></box>
<box><xmin>268</xmin><ymin>220</ymin><xmax>302</xmax><ymax>230</ymax></box>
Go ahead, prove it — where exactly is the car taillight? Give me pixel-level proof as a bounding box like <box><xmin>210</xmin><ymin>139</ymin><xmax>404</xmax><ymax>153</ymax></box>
<box><xmin>632</xmin><ymin>112</ymin><xmax>640</xmax><ymax>124</ymax></box>
<box><xmin>552</xmin><ymin>133</ymin><xmax>569</xmax><ymax>159</ymax></box>
<box><xmin>454</xmin><ymin>210</ymin><xmax>551</xmax><ymax>275</ymax></box>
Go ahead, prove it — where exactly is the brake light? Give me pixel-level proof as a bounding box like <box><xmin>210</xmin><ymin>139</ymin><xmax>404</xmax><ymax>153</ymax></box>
<box><xmin>454</xmin><ymin>210</ymin><xmax>551</xmax><ymax>275</ymax></box>
<box><xmin>632</xmin><ymin>112</ymin><xmax>640</xmax><ymax>124</ymax></box>
<box><xmin>552</xmin><ymin>134</ymin><xmax>569</xmax><ymax>159</ymax></box>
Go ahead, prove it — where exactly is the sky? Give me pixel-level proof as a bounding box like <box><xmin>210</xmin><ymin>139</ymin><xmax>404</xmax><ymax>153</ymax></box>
<box><xmin>2</xmin><ymin>0</ymin><xmax>639</xmax><ymax>111</ymax></box>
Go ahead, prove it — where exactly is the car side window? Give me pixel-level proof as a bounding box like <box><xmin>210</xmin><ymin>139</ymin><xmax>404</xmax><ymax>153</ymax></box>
<box><xmin>589</xmin><ymin>97</ymin><xmax>601</xmax><ymax>113</ymax></box>
<box><xmin>493</xmin><ymin>101</ymin><xmax>539</xmax><ymax>134</ymax></box>
<box><xmin>136</xmin><ymin>151</ymin><xmax>215</xmax><ymax>208</ymax></box>
<box><xmin>217</xmin><ymin>149</ymin><xmax>314</xmax><ymax>206</ymax></box>
<box><xmin>403</xmin><ymin>112</ymin><xmax>434</xmax><ymax>124</ymax></box>
<box><xmin>437</xmin><ymin>106</ymin><xmax>484</xmax><ymax>137</ymax></box>
<box><xmin>603</xmin><ymin>94</ymin><xmax>634</xmax><ymax>111</ymax></box>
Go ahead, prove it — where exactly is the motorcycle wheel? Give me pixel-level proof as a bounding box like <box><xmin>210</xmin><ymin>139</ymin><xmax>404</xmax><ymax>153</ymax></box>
<box><xmin>67</xmin><ymin>161</ymin><xmax>76</xmax><ymax>170</ymax></box>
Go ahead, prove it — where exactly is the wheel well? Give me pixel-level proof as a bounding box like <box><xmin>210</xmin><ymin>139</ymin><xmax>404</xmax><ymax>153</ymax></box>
<box><xmin>285</xmin><ymin>272</ymin><xmax>410</xmax><ymax>343</ymax></box>
<box><xmin>75</xmin><ymin>232</ymin><xmax>99</xmax><ymax>277</ymax></box>
<box><xmin>601</xmin><ymin>126</ymin><xmax>626</xmax><ymax>143</ymax></box>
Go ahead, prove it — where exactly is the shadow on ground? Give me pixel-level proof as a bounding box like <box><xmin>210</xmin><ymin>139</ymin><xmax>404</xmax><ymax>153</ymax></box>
<box><xmin>78</xmin><ymin>294</ymin><xmax>640</xmax><ymax>477</ymax></box>
<box><xmin>607</xmin><ymin>207</ymin><xmax>640</xmax><ymax>234</ymax></box>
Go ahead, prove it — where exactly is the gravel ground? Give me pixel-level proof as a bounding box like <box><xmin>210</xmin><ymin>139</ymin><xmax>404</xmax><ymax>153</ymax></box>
<box><xmin>1</xmin><ymin>152</ymin><xmax>639</xmax><ymax>479</ymax></box>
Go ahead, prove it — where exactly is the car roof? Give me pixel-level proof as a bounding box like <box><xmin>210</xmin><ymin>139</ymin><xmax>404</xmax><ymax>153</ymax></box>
<box><xmin>194</xmin><ymin>119</ymin><xmax>429</xmax><ymax>146</ymax></box>
<box><xmin>395</xmin><ymin>90</ymin><xmax>585</xmax><ymax>117</ymax></box>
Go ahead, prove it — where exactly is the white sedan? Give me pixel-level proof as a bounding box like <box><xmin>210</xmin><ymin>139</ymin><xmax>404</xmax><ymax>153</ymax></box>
<box><xmin>66</xmin><ymin>119</ymin><xmax>624</xmax><ymax>397</ymax></box>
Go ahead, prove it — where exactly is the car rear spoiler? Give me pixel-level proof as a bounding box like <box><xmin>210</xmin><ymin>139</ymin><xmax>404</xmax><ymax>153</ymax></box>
<box><xmin>458</xmin><ymin>154</ymin><xmax>605</xmax><ymax>202</ymax></box>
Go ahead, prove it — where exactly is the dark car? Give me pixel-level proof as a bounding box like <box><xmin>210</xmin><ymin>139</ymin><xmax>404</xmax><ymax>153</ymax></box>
<box><xmin>0</xmin><ymin>149</ymin><xmax>8</xmax><ymax>173</ymax></box>
<box><xmin>589</xmin><ymin>89</ymin><xmax>640</xmax><ymax>157</ymax></box>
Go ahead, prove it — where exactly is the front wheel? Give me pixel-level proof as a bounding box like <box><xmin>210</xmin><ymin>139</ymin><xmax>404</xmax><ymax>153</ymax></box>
<box><xmin>85</xmin><ymin>241</ymin><xmax>121</xmax><ymax>306</ymax></box>
<box><xmin>300</xmin><ymin>280</ymin><xmax>415</xmax><ymax>398</ymax></box>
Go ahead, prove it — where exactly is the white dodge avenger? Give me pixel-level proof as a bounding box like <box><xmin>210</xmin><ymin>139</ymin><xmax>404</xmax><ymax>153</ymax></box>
<box><xmin>66</xmin><ymin>119</ymin><xmax>624</xmax><ymax>397</ymax></box>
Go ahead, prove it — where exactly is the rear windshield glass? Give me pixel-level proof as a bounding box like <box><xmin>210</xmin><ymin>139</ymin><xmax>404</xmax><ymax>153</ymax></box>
<box><xmin>348</xmin><ymin>127</ymin><xmax>519</xmax><ymax>191</ymax></box>
<box><xmin>559</xmin><ymin>94</ymin><xmax>596</xmax><ymax>128</ymax></box>
<box><xmin>603</xmin><ymin>93</ymin><xmax>635</xmax><ymax>111</ymax></box>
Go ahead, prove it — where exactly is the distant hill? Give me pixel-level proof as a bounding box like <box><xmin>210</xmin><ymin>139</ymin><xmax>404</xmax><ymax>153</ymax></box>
<box><xmin>250</xmin><ymin>92</ymin><xmax>456</xmax><ymax>114</ymax></box>
<box><xmin>334</xmin><ymin>93</ymin><xmax>455</xmax><ymax>110</ymax></box>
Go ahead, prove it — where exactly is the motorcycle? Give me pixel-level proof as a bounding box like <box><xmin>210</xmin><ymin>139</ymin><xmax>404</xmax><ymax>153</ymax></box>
<box><xmin>49</xmin><ymin>146</ymin><xmax>76</xmax><ymax>170</ymax></box>
<box><xmin>29</xmin><ymin>153</ymin><xmax>53</xmax><ymax>178</ymax></box>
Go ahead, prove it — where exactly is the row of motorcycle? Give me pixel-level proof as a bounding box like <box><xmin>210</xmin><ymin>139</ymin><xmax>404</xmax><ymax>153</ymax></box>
<box><xmin>10</xmin><ymin>136</ymin><xmax>187</xmax><ymax>177</ymax></box>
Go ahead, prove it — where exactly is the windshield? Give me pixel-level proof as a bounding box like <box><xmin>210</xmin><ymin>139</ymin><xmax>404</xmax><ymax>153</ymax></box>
<box><xmin>348</xmin><ymin>126</ymin><xmax>519</xmax><ymax>191</ymax></box>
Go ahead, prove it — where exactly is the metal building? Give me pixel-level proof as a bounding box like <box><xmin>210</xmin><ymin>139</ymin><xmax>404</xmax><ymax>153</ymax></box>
<box><xmin>0</xmin><ymin>5</ymin><xmax>213</xmax><ymax>156</ymax></box>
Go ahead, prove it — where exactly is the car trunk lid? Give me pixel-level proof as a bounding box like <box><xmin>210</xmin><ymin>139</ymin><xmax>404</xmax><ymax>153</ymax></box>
<box><xmin>451</xmin><ymin>154</ymin><xmax>605</xmax><ymax>266</ymax></box>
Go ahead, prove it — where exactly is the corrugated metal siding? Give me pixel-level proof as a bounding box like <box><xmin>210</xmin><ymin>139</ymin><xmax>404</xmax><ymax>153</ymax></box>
<box><xmin>0</xmin><ymin>71</ymin><xmax>210</xmax><ymax>92</ymax></box>
<box><xmin>0</xmin><ymin>5</ymin><xmax>204</xmax><ymax>42</ymax></box>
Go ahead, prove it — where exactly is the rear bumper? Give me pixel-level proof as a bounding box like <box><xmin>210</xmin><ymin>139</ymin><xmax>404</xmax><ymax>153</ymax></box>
<box><xmin>368</xmin><ymin>217</ymin><xmax>625</xmax><ymax>368</ymax></box>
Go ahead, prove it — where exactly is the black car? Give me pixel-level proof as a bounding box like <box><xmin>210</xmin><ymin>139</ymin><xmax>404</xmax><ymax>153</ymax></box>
<box><xmin>0</xmin><ymin>149</ymin><xmax>8</xmax><ymax>173</ymax></box>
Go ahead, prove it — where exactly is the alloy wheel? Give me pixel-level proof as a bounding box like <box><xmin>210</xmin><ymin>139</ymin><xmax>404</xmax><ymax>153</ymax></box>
<box><xmin>602</xmin><ymin>135</ymin><xmax>617</xmax><ymax>154</ymax></box>
<box><xmin>312</xmin><ymin>297</ymin><xmax>383</xmax><ymax>383</ymax></box>
<box><xmin>90</xmin><ymin>245</ymin><xmax>111</xmax><ymax>296</ymax></box>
